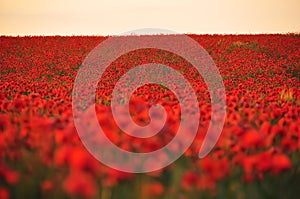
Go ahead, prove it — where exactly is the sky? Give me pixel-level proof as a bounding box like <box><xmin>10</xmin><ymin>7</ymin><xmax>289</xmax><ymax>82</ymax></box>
<box><xmin>0</xmin><ymin>0</ymin><xmax>299</xmax><ymax>36</ymax></box>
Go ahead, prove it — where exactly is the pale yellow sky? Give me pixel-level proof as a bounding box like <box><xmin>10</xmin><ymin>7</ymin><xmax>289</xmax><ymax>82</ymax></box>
<box><xmin>0</xmin><ymin>0</ymin><xmax>299</xmax><ymax>35</ymax></box>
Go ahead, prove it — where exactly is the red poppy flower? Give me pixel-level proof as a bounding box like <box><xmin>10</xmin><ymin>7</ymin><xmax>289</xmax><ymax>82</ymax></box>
<box><xmin>142</xmin><ymin>182</ymin><xmax>164</xmax><ymax>197</ymax></box>
<box><xmin>181</xmin><ymin>171</ymin><xmax>199</xmax><ymax>191</ymax></box>
<box><xmin>0</xmin><ymin>187</ymin><xmax>9</xmax><ymax>199</ymax></box>
<box><xmin>271</xmin><ymin>154</ymin><xmax>292</xmax><ymax>174</ymax></box>
<box><xmin>240</xmin><ymin>129</ymin><xmax>263</xmax><ymax>149</ymax></box>
<box><xmin>63</xmin><ymin>171</ymin><xmax>97</xmax><ymax>198</ymax></box>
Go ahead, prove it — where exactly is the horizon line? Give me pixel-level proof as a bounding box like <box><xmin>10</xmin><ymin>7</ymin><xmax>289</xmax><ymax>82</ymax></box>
<box><xmin>1</xmin><ymin>31</ymin><xmax>300</xmax><ymax>37</ymax></box>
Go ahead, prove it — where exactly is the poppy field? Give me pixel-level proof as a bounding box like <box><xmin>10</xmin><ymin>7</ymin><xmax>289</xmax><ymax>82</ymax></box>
<box><xmin>0</xmin><ymin>34</ymin><xmax>299</xmax><ymax>199</ymax></box>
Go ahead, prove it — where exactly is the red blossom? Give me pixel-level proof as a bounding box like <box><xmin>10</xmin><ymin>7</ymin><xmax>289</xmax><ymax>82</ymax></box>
<box><xmin>63</xmin><ymin>171</ymin><xmax>98</xmax><ymax>198</ymax></box>
<box><xmin>142</xmin><ymin>182</ymin><xmax>164</xmax><ymax>197</ymax></box>
<box><xmin>181</xmin><ymin>171</ymin><xmax>199</xmax><ymax>191</ymax></box>
<box><xmin>271</xmin><ymin>154</ymin><xmax>292</xmax><ymax>174</ymax></box>
<box><xmin>0</xmin><ymin>35</ymin><xmax>299</xmax><ymax>198</ymax></box>
<box><xmin>0</xmin><ymin>187</ymin><xmax>10</xmax><ymax>199</ymax></box>
<box><xmin>240</xmin><ymin>129</ymin><xmax>263</xmax><ymax>149</ymax></box>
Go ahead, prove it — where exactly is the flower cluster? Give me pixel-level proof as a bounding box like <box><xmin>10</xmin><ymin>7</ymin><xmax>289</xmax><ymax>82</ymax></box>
<box><xmin>0</xmin><ymin>34</ymin><xmax>299</xmax><ymax>198</ymax></box>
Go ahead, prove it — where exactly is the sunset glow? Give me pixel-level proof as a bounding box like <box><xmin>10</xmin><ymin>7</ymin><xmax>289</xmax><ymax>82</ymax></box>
<box><xmin>1</xmin><ymin>0</ymin><xmax>299</xmax><ymax>35</ymax></box>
